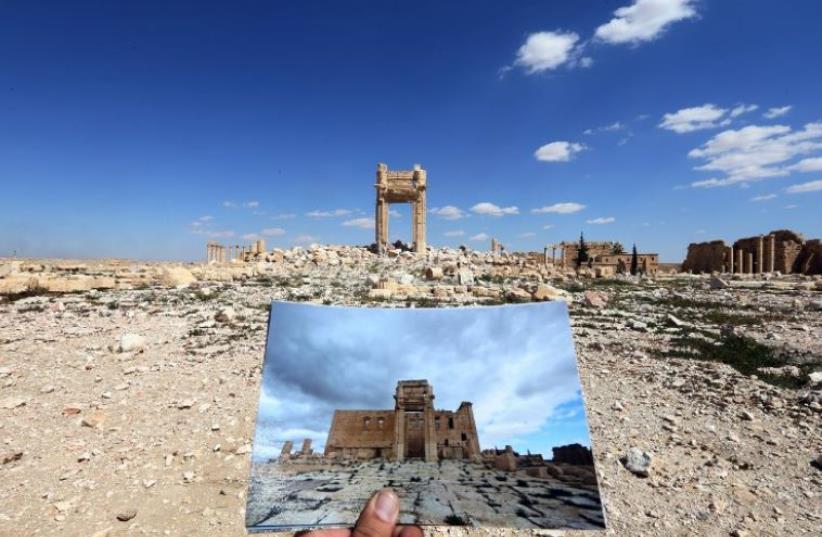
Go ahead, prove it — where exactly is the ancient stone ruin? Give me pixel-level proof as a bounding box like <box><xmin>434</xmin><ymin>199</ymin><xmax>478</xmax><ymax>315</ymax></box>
<box><xmin>682</xmin><ymin>229</ymin><xmax>821</xmax><ymax>275</ymax></box>
<box><xmin>322</xmin><ymin>380</ymin><xmax>479</xmax><ymax>462</ymax></box>
<box><xmin>549</xmin><ymin>241</ymin><xmax>659</xmax><ymax>276</ymax></box>
<box><xmin>375</xmin><ymin>163</ymin><xmax>427</xmax><ymax>255</ymax></box>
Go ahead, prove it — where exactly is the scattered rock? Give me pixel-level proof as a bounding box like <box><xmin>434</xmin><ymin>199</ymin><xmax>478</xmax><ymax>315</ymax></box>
<box><xmin>622</xmin><ymin>447</ymin><xmax>653</xmax><ymax>477</ymax></box>
<box><xmin>214</xmin><ymin>307</ymin><xmax>236</xmax><ymax>324</ymax></box>
<box><xmin>117</xmin><ymin>333</ymin><xmax>146</xmax><ymax>353</ymax></box>
<box><xmin>116</xmin><ymin>509</ymin><xmax>137</xmax><ymax>522</ymax></box>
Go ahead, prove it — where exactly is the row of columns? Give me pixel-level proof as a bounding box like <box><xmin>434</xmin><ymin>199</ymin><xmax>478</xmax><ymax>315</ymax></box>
<box><xmin>724</xmin><ymin>234</ymin><xmax>777</xmax><ymax>274</ymax></box>
<box><xmin>205</xmin><ymin>239</ymin><xmax>267</xmax><ymax>264</ymax></box>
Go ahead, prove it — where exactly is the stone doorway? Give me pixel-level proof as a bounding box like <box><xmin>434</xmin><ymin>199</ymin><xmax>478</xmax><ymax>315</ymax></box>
<box><xmin>404</xmin><ymin>412</ymin><xmax>425</xmax><ymax>458</ymax></box>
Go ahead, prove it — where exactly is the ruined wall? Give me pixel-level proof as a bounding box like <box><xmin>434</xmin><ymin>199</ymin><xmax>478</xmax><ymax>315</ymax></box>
<box><xmin>324</xmin><ymin>410</ymin><xmax>396</xmax><ymax>459</ymax></box>
<box><xmin>794</xmin><ymin>239</ymin><xmax>822</xmax><ymax>275</ymax></box>
<box><xmin>681</xmin><ymin>240</ymin><xmax>727</xmax><ymax>274</ymax></box>
<box><xmin>433</xmin><ymin>403</ymin><xmax>480</xmax><ymax>459</ymax></box>
<box><xmin>734</xmin><ymin>230</ymin><xmax>804</xmax><ymax>274</ymax></box>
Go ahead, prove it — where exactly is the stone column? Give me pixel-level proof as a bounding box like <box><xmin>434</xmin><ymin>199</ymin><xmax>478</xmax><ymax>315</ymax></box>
<box><xmin>727</xmin><ymin>246</ymin><xmax>734</xmax><ymax>273</ymax></box>
<box><xmin>736</xmin><ymin>249</ymin><xmax>743</xmax><ymax>274</ymax></box>
<box><xmin>745</xmin><ymin>252</ymin><xmax>754</xmax><ymax>274</ymax></box>
<box><xmin>767</xmin><ymin>235</ymin><xmax>776</xmax><ymax>273</ymax></box>
<box><xmin>375</xmin><ymin>163</ymin><xmax>388</xmax><ymax>254</ymax></box>
<box><xmin>423</xmin><ymin>405</ymin><xmax>437</xmax><ymax>463</ymax></box>
<box><xmin>300</xmin><ymin>438</ymin><xmax>312</xmax><ymax>455</ymax></box>
<box><xmin>206</xmin><ymin>244</ymin><xmax>210</xmax><ymax>263</ymax></box>
<box><xmin>393</xmin><ymin>408</ymin><xmax>405</xmax><ymax>462</ymax></box>
<box><xmin>756</xmin><ymin>235</ymin><xmax>765</xmax><ymax>274</ymax></box>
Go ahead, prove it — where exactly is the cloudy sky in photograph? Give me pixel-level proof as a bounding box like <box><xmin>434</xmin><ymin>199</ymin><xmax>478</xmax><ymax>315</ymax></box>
<box><xmin>252</xmin><ymin>301</ymin><xmax>590</xmax><ymax>461</ymax></box>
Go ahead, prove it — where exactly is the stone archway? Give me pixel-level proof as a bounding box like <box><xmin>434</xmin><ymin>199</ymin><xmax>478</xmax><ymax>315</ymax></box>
<box><xmin>375</xmin><ymin>163</ymin><xmax>427</xmax><ymax>254</ymax></box>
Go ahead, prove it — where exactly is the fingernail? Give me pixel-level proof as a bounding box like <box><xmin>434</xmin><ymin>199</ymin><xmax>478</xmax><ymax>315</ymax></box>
<box><xmin>373</xmin><ymin>489</ymin><xmax>399</xmax><ymax>523</ymax></box>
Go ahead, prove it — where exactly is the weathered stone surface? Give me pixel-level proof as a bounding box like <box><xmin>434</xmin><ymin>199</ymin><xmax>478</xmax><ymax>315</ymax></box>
<box><xmin>622</xmin><ymin>447</ymin><xmax>653</xmax><ymax>477</ymax></box>
<box><xmin>158</xmin><ymin>266</ymin><xmax>197</xmax><ymax>287</ymax></box>
<box><xmin>117</xmin><ymin>333</ymin><xmax>146</xmax><ymax>353</ymax></box>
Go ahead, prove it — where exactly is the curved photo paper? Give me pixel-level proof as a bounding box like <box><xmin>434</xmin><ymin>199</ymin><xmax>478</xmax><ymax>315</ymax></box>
<box><xmin>246</xmin><ymin>301</ymin><xmax>605</xmax><ymax>531</ymax></box>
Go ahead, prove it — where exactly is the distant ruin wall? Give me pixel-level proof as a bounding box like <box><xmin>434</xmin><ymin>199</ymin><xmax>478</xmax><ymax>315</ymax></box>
<box><xmin>795</xmin><ymin>239</ymin><xmax>822</xmax><ymax>275</ymax></box>
<box><xmin>681</xmin><ymin>240</ymin><xmax>727</xmax><ymax>274</ymax></box>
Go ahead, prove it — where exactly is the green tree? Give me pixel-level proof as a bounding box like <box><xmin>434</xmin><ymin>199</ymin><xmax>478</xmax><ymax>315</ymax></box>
<box><xmin>611</xmin><ymin>242</ymin><xmax>625</xmax><ymax>255</ymax></box>
<box><xmin>576</xmin><ymin>232</ymin><xmax>589</xmax><ymax>268</ymax></box>
<box><xmin>630</xmin><ymin>243</ymin><xmax>639</xmax><ymax>275</ymax></box>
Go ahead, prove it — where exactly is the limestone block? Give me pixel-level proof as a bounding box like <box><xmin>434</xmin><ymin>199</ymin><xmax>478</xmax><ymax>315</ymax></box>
<box><xmin>425</xmin><ymin>267</ymin><xmax>444</xmax><ymax>280</ymax></box>
<box><xmin>0</xmin><ymin>276</ymin><xmax>32</xmax><ymax>295</ymax></box>
<box><xmin>532</xmin><ymin>284</ymin><xmax>570</xmax><ymax>302</ymax></box>
<box><xmin>160</xmin><ymin>266</ymin><xmax>196</xmax><ymax>287</ymax></box>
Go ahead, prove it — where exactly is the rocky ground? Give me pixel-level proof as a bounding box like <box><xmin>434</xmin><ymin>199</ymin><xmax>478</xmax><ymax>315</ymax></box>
<box><xmin>1</xmin><ymin>246</ymin><xmax>820</xmax><ymax>536</ymax></box>
<box><xmin>246</xmin><ymin>459</ymin><xmax>604</xmax><ymax>531</ymax></box>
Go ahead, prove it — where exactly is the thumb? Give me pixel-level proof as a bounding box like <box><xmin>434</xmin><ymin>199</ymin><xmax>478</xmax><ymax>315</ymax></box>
<box><xmin>352</xmin><ymin>489</ymin><xmax>400</xmax><ymax>537</ymax></box>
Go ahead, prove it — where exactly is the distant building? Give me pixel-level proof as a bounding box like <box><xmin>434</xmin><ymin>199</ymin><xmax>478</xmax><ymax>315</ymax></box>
<box><xmin>549</xmin><ymin>241</ymin><xmax>659</xmax><ymax>275</ymax></box>
<box><xmin>324</xmin><ymin>380</ymin><xmax>480</xmax><ymax>462</ymax></box>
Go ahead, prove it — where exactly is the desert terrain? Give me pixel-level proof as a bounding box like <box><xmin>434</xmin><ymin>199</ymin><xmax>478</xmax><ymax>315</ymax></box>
<box><xmin>1</xmin><ymin>246</ymin><xmax>820</xmax><ymax>537</ymax></box>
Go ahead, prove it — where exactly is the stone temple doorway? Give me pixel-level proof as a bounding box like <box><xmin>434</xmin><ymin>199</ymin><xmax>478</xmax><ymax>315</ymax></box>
<box><xmin>404</xmin><ymin>412</ymin><xmax>425</xmax><ymax>458</ymax></box>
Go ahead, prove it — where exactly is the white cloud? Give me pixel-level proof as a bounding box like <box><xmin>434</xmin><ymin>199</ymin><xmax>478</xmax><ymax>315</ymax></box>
<box><xmin>292</xmin><ymin>234</ymin><xmax>319</xmax><ymax>245</ymax></box>
<box><xmin>543</xmin><ymin>224</ymin><xmax>555</xmax><ymax>230</ymax></box>
<box><xmin>261</xmin><ymin>227</ymin><xmax>286</xmax><ymax>236</ymax></box>
<box><xmin>443</xmin><ymin>230</ymin><xmax>465</xmax><ymax>237</ymax></box>
<box><xmin>586</xmin><ymin>217</ymin><xmax>616</xmax><ymax>224</ymax></box>
<box><xmin>784</xmin><ymin>204</ymin><xmax>798</xmax><ymax>209</ymax></box>
<box><xmin>389</xmin><ymin>209</ymin><xmax>401</xmax><ymax>218</ymax></box>
<box><xmin>534</xmin><ymin>141</ymin><xmax>586</xmax><ymax>162</ymax></box>
<box><xmin>198</xmin><ymin>215</ymin><xmax>214</xmax><ymax>222</ymax></box>
<box><xmin>659</xmin><ymin>104</ymin><xmax>729</xmax><ymax>133</ymax></box>
<box><xmin>203</xmin><ymin>230</ymin><xmax>234</xmax><ymax>238</ymax></box>
<box><xmin>471</xmin><ymin>202</ymin><xmax>519</xmax><ymax>217</ymax></box>
<box><xmin>245</xmin><ymin>201</ymin><xmax>260</xmax><ymax>208</ymax></box>
<box><xmin>222</xmin><ymin>201</ymin><xmax>238</xmax><ymax>208</ymax></box>
<box><xmin>342</xmin><ymin>217</ymin><xmax>375</xmax><ymax>229</ymax></box>
<box><xmin>749</xmin><ymin>194</ymin><xmax>777</xmax><ymax>202</ymax></box>
<box><xmin>242</xmin><ymin>233</ymin><xmax>259</xmax><ymax>241</ymax></box>
<box><xmin>763</xmin><ymin>105</ymin><xmax>792</xmax><ymax>119</ymax></box>
<box><xmin>689</xmin><ymin>122</ymin><xmax>822</xmax><ymax>187</ymax></box>
<box><xmin>306</xmin><ymin>209</ymin><xmax>352</xmax><ymax>218</ymax></box>
<box><xmin>429</xmin><ymin>205</ymin><xmax>468</xmax><ymax>220</ymax></box>
<box><xmin>730</xmin><ymin>104</ymin><xmax>758</xmax><ymax>118</ymax></box>
<box><xmin>514</xmin><ymin>31</ymin><xmax>581</xmax><ymax>73</ymax></box>
<box><xmin>579</xmin><ymin>56</ymin><xmax>594</xmax><ymax>68</ymax></box>
<box><xmin>469</xmin><ymin>233</ymin><xmax>490</xmax><ymax>242</ymax></box>
<box><xmin>519</xmin><ymin>232</ymin><xmax>536</xmax><ymax>238</ymax></box>
<box><xmin>786</xmin><ymin>179</ymin><xmax>822</xmax><ymax>194</ymax></box>
<box><xmin>594</xmin><ymin>0</ymin><xmax>697</xmax><ymax>45</ymax></box>
<box><xmin>532</xmin><ymin>202</ymin><xmax>586</xmax><ymax>214</ymax></box>
<box><xmin>789</xmin><ymin>157</ymin><xmax>822</xmax><ymax>173</ymax></box>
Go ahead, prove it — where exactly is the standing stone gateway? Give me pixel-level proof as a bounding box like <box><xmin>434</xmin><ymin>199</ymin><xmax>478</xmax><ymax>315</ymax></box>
<box><xmin>375</xmin><ymin>163</ymin><xmax>427</xmax><ymax>254</ymax></box>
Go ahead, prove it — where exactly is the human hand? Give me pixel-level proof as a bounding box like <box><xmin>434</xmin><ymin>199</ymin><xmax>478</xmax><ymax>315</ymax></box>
<box><xmin>299</xmin><ymin>488</ymin><xmax>423</xmax><ymax>537</ymax></box>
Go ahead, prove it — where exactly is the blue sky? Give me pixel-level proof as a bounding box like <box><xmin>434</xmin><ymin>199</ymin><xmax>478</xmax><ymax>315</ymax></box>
<box><xmin>1</xmin><ymin>0</ymin><xmax>821</xmax><ymax>261</ymax></box>
<box><xmin>252</xmin><ymin>301</ymin><xmax>591</xmax><ymax>462</ymax></box>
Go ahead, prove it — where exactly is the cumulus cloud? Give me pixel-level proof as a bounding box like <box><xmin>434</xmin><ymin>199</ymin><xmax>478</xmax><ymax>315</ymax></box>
<box><xmin>514</xmin><ymin>31</ymin><xmax>581</xmax><ymax>73</ymax></box>
<box><xmin>429</xmin><ymin>205</ymin><xmax>468</xmax><ymax>220</ymax></box>
<box><xmin>749</xmin><ymin>194</ymin><xmax>777</xmax><ymax>202</ymax></box>
<box><xmin>222</xmin><ymin>201</ymin><xmax>238</xmax><ymax>208</ymax></box>
<box><xmin>242</xmin><ymin>233</ymin><xmax>259</xmax><ymax>241</ymax></box>
<box><xmin>341</xmin><ymin>217</ymin><xmax>375</xmax><ymax>229</ymax></box>
<box><xmin>271</xmin><ymin>213</ymin><xmax>297</xmax><ymax>220</ymax></box>
<box><xmin>470</xmin><ymin>202</ymin><xmax>519</xmax><ymax>217</ymax></box>
<box><xmin>252</xmin><ymin>303</ymin><xmax>589</xmax><ymax>461</ymax></box>
<box><xmin>469</xmin><ymin>232</ymin><xmax>490</xmax><ymax>242</ymax></box>
<box><xmin>261</xmin><ymin>227</ymin><xmax>286</xmax><ymax>236</ymax></box>
<box><xmin>586</xmin><ymin>217</ymin><xmax>616</xmax><ymax>224</ymax></box>
<box><xmin>659</xmin><ymin>104</ymin><xmax>729</xmax><ymax>133</ymax></box>
<box><xmin>534</xmin><ymin>141</ymin><xmax>586</xmax><ymax>162</ymax></box>
<box><xmin>292</xmin><ymin>234</ymin><xmax>319</xmax><ymax>245</ymax></box>
<box><xmin>786</xmin><ymin>179</ymin><xmax>822</xmax><ymax>194</ymax></box>
<box><xmin>689</xmin><ymin>122</ymin><xmax>822</xmax><ymax>188</ymax></box>
<box><xmin>790</xmin><ymin>157</ymin><xmax>822</xmax><ymax>173</ymax></box>
<box><xmin>245</xmin><ymin>201</ymin><xmax>260</xmax><ymax>208</ymax></box>
<box><xmin>532</xmin><ymin>202</ymin><xmax>586</xmax><ymax>214</ymax></box>
<box><xmin>584</xmin><ymin>121</ymin><xmax>625</xmax><ymax>135</ymax></box>
<box><xmin>594</xmin><ymin>0</ymin><xmax>697</xmax><ymax>45</ymax></box>
<box><xmin>443</xmin><ymin>230</ymin><xmax>465</xmax><ymax>237</ymax></box>
<box><xmin>306</xmin><ymin>209</ymin><xmax>352</xmax><ymax>218</ymax></box>
<box><xmin>763</xmin><ymin>105</ymin><xmax>792</xmax><ymax>119</ymax></box>
<box><xmin>730</xmin><ymin>104</ymin><xmax>758</xmax><ymax>118</ymax></box>
<box><xmin>543</xmin><ymin>224</ymin><xmax>555</xmax><ymax>230</ymax></box>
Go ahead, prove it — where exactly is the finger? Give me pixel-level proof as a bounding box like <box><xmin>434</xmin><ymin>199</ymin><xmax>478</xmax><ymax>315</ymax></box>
<box><xmin>393</xmin><ymin>525</ymin><xmax>423</xmax><ymax>537</ymax></box>
<box><xmin>298</xmin><ymin>529</ymin><xmax>352</xmax><ymax>537</ymax></box>
<box><xmin>352</xmin><ymin>488</ymin><xmax>400</xmax><ymax>537</ymax></box>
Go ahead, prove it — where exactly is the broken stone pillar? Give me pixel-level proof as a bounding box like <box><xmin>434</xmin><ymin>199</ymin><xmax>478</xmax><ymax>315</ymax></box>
<box><xmin>756</xmin><ymin>235</ymin><xmax>764</xmax><ymax>274</ymax></box>
<box><xmin>726</xmin><ymin>246</ymin><xmax>734</xmax><ymax>273</ymax></box>
<box><xmin>412</xmin><ymin>165</ymin><xmax>427</xmax><ymax>254</ymax></box>
<box><xmin>301</xmin><ymin>438</ymin><xmax>313</xmax><ymax>455</ymax></box>
<box><xmin>768</xmin><ymin>234</ymin><xmax>776</xmax><ymax>273</ymax></box>
<box><xmin>736</xmin><ymin>249</ymin><xmax>743</xmax><ymax>274</ymax></box>
<box><xmin>257</xmin><ymin>239</ymin><xmax>266</xmax><ymax>254</ymax></box>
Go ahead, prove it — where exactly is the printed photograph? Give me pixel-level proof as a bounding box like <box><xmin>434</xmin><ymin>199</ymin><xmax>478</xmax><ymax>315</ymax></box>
<box><xmin>245</xmin><ymin>301</ymin><xmax>605</xmax><ymax>531</ymax></box>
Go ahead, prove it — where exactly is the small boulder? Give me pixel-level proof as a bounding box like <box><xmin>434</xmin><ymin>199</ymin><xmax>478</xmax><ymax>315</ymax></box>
<box><xmin>532</xmin><ymin>284</ymin><xmax>569</xmax><ymax>302</ymax></box>
<box><xmin>583</xmin><ymin>290</ymin><xmax>608</xmax><ymax>308</ymax></box>
<box><xmin>117</xmin><ymin>334</ymin><xmax>146</xmax><ymax>353</ymax></box>
<box><xmin>710</xmin><ymin>276</ymin><xmax>729</xmax><ymax>289</ymax></box>
<box><xmin>159</xmin><ymin>266</ymin><xmax>196</xmax><ymax>287</ymax></box>
<box><xmin>622</xmin><ymin>447</ymin><xmax>653</xmax><ymax>477</ymax></box>
<box><xmin>214</xmin><ymin>307</ymin><xmax>236</xmax><ymax>324</ymax></box>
